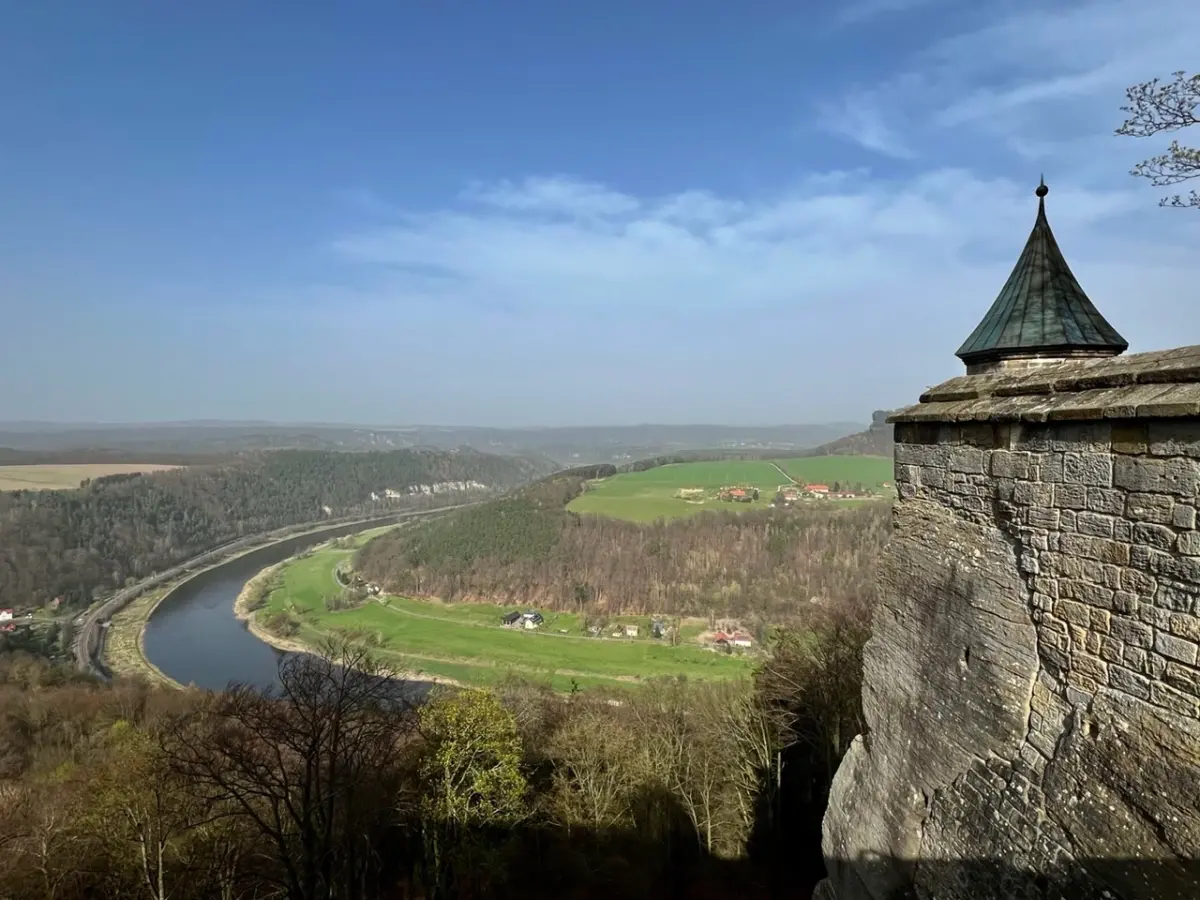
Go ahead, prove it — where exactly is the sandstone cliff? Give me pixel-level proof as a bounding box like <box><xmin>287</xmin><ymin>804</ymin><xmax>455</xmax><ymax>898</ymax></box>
<box><xmin>818</xmin><ymin>347</ymin><xmax>1200</xmax><ymax>900</ymax></box>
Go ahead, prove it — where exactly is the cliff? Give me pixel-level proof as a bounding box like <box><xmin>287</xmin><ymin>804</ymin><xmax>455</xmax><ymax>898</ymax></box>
<box><xmin>817</xmin><ymin>346</ymin><xmax>1200</xmax><ymax>899</ymax></box>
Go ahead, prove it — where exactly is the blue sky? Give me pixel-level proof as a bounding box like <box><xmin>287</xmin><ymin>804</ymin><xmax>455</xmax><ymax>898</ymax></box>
<box><xmin>2</xmin><ymin>0</ymin><xmax>1198</xmax><ymax>426</ymax></box>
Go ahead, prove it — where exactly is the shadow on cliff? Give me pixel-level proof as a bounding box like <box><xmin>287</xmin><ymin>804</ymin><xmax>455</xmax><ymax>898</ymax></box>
<box><xmin>816</xmin><ymin>855</ymin><xmax>1200</xmax><ymax>900</ymax></box>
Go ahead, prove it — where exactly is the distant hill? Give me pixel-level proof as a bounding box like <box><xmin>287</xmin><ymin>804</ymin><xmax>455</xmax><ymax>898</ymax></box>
<box><xmin>798</xmin><ymin>410</ymin><xmax>896</xmax><ymax>458</ymax></box>
<box><xmin>0</xmin><ymin>422</ymin><xmax>866</xmax><ymax>466</ymax></box>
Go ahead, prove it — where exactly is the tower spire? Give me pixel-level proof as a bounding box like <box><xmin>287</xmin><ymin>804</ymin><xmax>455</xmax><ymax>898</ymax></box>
<box><xmin>955</xmin><ymin>178</ymin><xmax>1128</xmax><ymax>375</ymax></box>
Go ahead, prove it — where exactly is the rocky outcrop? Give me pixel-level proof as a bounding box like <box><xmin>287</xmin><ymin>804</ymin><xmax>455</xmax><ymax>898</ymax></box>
<box><xmin>818</xmin><ymin>347</ymin><xmax>1200</xmax><ymax>900</ymax></box>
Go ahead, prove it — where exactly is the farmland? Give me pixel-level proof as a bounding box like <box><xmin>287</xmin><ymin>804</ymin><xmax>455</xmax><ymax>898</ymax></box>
<box><xmin>255</xmin><ymin>539</ymin><xmax>751</xmax><ymax>692</ymax></box>
<box><xmin>0</xmin><ymin>463</ymin><xmax>182</xmax><ymax>492</ymax></box>
<box><xmin>566</xmin><ymin>456</ymin><xmax>893</xmax><ymax>522</ymax></box>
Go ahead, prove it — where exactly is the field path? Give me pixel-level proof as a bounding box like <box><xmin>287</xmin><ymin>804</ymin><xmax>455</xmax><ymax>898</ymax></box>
<box><xmin>770</xmin><ymin>462</ymin><xmax>800</xmax><ymax>485</ymax></box>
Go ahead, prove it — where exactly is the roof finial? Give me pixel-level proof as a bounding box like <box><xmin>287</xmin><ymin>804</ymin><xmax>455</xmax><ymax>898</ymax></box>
<box><xmin>1035</xmin><ymin>175</ymin><xmax>1048</xmax><ymax>198</ymax></box>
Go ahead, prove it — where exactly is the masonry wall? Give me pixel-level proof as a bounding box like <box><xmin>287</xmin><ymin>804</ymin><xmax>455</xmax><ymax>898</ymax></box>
<box><xmin>817</xmin><ymin>351</ymin><xmax>1200</xmax><ymax>900</ymax></box>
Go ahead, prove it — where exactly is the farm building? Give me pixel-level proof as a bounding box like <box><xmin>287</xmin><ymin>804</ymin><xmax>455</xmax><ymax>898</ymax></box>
<box><xmin>718</xmin><ymin>486</ymin><xmax>759</xmax><ymax>503</ymax></box>
<box><xmin>805</xmin><ymin>484</ymin><xmax>830</xmax><ymax>495</ymax></box>
<box><xmin>730</xmin><ymin>632</ymin><xmax>753</xmax><ymax>648</ymax></box>
<box><xmin>623</xmin><ymin>624</ymin><xmax>639</xmax><ymax>638</ymax></box>
<box><xmin>501</xmin><ymin>611</ymin><xmax>522</xmax><ymax>626</ymax></box>
<box><xmin>0</xmin><ymin>609</ymin><xmax>12</xmax><ymax>622</ymax></box>
<box><xmin>522</xmin><ymin>611</ymin><xmax>545</xmax><ymax>630</ymax></box>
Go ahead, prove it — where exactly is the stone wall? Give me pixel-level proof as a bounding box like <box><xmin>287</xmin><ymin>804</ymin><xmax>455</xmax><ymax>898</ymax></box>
<box><xmin>817</xmin><ymin>347</ymin><xmax>1200</xmax><ymax>900</ymax></box>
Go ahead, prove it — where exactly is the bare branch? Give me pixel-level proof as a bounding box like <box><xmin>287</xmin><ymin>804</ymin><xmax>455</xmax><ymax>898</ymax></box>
<box><xmin>1117</xmin><ymin>71</ymin><xmax>1200</xmax><ymax>209</ymax></box>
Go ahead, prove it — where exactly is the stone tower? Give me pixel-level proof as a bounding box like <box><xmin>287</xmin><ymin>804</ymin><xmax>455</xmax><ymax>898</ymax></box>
<box><xmin>816</xmin><ymin>183</ymin><xmax>1200</xmax><ymax>900</ymax></box>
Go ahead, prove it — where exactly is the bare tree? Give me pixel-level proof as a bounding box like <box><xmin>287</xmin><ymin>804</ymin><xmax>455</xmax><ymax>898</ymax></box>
<box><xmin>165</xmin><ymin>640</ymin><xmax>420</xmax><ymax>900</ymax></box>
<box><xmin>1117</xmin><ymin>71</ymin><xmax>1200</xmax><ymax>208</ymax></box>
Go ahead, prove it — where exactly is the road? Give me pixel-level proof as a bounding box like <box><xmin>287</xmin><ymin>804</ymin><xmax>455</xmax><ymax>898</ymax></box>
<box><xmin>71</xmin><ymin>501</ymin><xmax>479</xmax><ymax>680</ymax></box>
<box><xmin>770</xmin><ymin>462</ymin><xmax>799</xmax><ymax>485</ymax></box>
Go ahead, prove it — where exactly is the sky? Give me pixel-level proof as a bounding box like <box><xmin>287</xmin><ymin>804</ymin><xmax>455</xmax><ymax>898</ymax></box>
<box><xmin>2</xmin><ymin>0</ymin><xmax>1198</xmax><ymax>427</ymax></box>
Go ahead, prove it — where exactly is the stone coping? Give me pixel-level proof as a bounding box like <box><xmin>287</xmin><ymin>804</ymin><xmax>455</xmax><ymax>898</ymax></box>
<box><xmin>891</xmin><ymin>346</ymin><xmax>1200</xmax><ymax>425</ymax></box>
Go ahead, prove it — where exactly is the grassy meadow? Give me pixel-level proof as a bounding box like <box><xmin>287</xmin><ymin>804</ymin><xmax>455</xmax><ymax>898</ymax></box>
<box><xmin>260</xmin><ymin>540</ymin><xmax>748</xmax><ymax>692</ymax></box>
<box><xmin>0</xmin><ymin>463</ymin><xmax>181</xmax><ymax>492</ymax></box>
<box><xmin>566</xmin><ymin>456</ymin><xmax>894</xmax><ymax>522</ymax></box>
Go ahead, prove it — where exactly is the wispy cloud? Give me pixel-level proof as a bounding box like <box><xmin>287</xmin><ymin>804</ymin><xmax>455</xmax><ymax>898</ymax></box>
<box><xmin>460</xmin><ymin>176</ymin><xmax>641</xmax><ymax>218</ymax></box>
<box><xmin>833</xmin><ymin>0</ymin><xmax>947</xmax><ymax>27</ymax></box>
<box><xmin>815</xmin><ymin>0</ymin><xmax>1200</xmax><ymax>165</ymax></box>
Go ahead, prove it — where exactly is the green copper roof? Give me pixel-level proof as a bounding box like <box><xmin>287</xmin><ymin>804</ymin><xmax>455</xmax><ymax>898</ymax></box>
<box><xmin>956</xmin><ymin>180</ymin><xmax>1128</xmax><ymax>365</ymax></box>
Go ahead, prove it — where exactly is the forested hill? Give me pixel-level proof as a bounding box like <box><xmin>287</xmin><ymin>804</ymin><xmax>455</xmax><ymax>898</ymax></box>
<box><xmin>796</xmin><ymin>409</ymin><xmax>895</xmax><ymax>458</ymax></box>
<box><xmin>354</xmin><ymin>474</ymin><xmax>889</xmax><ymax>626</ymax></box>
<box><xmin>0</xmin><ymin>448</ymin><xmax>550</xmax><ymax>611</ymax></box>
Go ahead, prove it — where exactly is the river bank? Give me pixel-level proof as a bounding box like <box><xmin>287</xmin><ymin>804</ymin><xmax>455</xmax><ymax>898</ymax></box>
<box><xmin>232</xmin><ymin>546</ymin><xmax>465</xmax><ymax>689</ymax></box>
<box><xmin>102</xmin><ymin>508</ymin><xmax>471</xmax><ymax>689</ymax></box>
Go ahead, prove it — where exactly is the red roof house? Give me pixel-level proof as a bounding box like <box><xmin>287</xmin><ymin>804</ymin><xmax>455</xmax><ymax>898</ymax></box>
<box><xmin>805</xmin><ymin>484</ymin><xmax>830</xmax><ymax>494</ymax></box>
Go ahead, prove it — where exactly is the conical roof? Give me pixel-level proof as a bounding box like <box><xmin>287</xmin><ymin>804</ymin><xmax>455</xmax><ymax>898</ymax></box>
<box><xmin>956</xmin><ymin>179</ymin><xmax>1128</xmax><ymax>366</ymax></box>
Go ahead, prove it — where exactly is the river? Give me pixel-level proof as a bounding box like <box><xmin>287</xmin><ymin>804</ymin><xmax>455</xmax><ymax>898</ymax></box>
<box><xmin>142</xmin><ymin>517</ymin><xmax>424</xmax><ymax>693</ymax></box>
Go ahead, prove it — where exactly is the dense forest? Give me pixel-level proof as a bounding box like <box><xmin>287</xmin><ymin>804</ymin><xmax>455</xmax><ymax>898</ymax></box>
<box><xmin>0</xmin><ymin>449</ymin><xmax>549</xmax><ymax>612</ymax></box>
<box><xmin>0</xmin><ymin>606</ymin><xmax>867</xmax><ymax>899</ymax></box>
<box><xmin>355</xmin><ymin>476</ymin><xmax>890</xmax><ymax>626</ymax></box>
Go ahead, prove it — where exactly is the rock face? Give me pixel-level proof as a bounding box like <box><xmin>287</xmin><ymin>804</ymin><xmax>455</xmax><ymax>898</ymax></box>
<box><xmin>818</xmin><ymin>347</ymin><xmax>1200</xmax><ymax>900</ymax></box>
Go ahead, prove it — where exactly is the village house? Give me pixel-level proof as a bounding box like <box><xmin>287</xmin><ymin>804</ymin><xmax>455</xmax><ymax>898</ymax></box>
<box><xmin>0</xmin><ymin>609</ymin><xmax>12</xmax><ymax>622</ymax></box>
<box><xmin>623</xmin><ymin>624</ymin><xmax>639</xmax><ymax>638</ymax></box>
<box><xmin>804</xmin><ymin>484</ymin><xmax>830</xmax><ymax>495</ymax></box>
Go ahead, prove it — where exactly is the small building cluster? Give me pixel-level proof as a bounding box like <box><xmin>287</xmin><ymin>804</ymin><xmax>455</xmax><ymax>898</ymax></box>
<box><xmin>501</xmin><ymin>610</ymin><xmax>545</xmax><ymax>630</ymax></box>
<box><xmin>710</xmin><ymin>630</ymin><xmax>754</xmax><ymax>652</ymax></box>
<box><xmin>718</xmin><ymin>485</ymin><xmax>760</xmax><ymax>503</ymax></box>
<box><xmin>0</xmin><ymin>608</ymin><xmax>13</xmax><ymax>633</ymax></box>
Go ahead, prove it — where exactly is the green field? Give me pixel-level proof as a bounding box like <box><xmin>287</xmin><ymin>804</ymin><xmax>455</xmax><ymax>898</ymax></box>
<box><xmin>567</xmin><ymin>457</ymin><xmax>893</xmax><ymax>522</ymax></box>
<box><xmin>261</xmin><ymin>542</ymin><xmax>750</xmax><ymax>692</ymax></box>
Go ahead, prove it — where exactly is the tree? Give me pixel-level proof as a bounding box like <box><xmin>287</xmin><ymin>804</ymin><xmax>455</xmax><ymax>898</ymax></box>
<box><xmin>165</xmin><ymin>640</ymin><xmax>418</xmax><ymax>900</ymax></box>
<box><xmin>1117</xmin><ymin>71</ymin><xmax>1200</xmax><ymax>208</ymax></box>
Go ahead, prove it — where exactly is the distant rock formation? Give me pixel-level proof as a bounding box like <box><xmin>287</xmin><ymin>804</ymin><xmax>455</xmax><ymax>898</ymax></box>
<box><xmin>801</xmin><ymin>410</ymin><xmax>897</xmax><ymax>458</ymax></box>
<box><xmin>817</xmin><ymin>349</ymin><xmax>1200</xmax><ymax>900</ymax></box>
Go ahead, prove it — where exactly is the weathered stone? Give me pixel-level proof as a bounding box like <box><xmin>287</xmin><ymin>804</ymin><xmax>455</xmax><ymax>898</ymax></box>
<box><xmin>1114</xmin><ymin>456</ymin><xmax>1200</xmax><ymax>498</ymax></box>
<box><xmin>989</xmin><ymin>450</ymin><xmax>1031</xmax><ymax>479</ymax></box>
<box><xmin>894</xmin><ymin>442</ymin><xmax>949</xmax><ymax>467</ymax></box>
<box><xmin>1062</xmin><ymin>452</ymin><xmax>1113</xmax><ymax>486</ymax></box>
<box><xmin>1178</xmin><ymin>531</ymin><xmax>1200</xmax><ymax>556</ymax></box>
<box><xmin>1055</xmin><ymin>484</ymin><xmax>1089</xmax><ymax>510</ymax></box>
<box><xmin>1126</xmin><ymin>492</ymin><xmax>1175</xmax><ymax>524</ymax></box>
<box><xmin>1086</xmin><ymin>487</ymin><xmax>1125</xmax><ymax>515</ymax></box>
<box><xmin>1175</xmin><ymin>505</ymin><xmax>1199</xmax><ymax>530</ymax></box>
<box><xmin>948</xmin><ymin>447</ymin><xmax>986</xmax><ymax>474</ymax></box>
<box><xmin>1134</xmin><ymin>522</ymin><xmax>1177</xmax><ymax>551</ymax></box>
<box><xmin>1154</xmin><ymin>631</ymin><xmax>1199</xmax><ymax>666</ymax></box>
<box><xmin>1075</xmin><ymin>511</ymin><xmax>1115</xmax><ymax>537</ymax></box>
<box><xmin>1110</xmin><ymin>617</ymin><xmax>1153</xmax><ymax>648</ymax></box>
<box><xmin>1148</xmin><ymin>419</ymin><xmax>1200</xmax><ymax>458</ymax></box>
<box><xmin>821</xmin><ymin>352</ymin><xmax>1200</xmax><ymax>900</ymax></box>
<box><xmin>1170</xmin><ymin>613</ymin><xmax>1200</xmax><ymax>641</ymax></box>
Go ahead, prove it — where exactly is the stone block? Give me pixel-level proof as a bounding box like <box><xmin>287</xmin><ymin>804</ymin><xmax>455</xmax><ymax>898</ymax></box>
<box><xmin>1075</xmin><ymin>512</ymin><xmax>1115</xmax><ymax>537</ymax></box>
<box><xmin>1114</xmin><ymin>456</ymin><xmax>1200</xmax><ymax>497</ymax></box>
<box><xmin>1062</xmin><ymin>452</ymin><xmax>1113</xmax><ymax>487</ymax></box>
<box><xmin>1178</xmin><ymin>531</ymin><xmax>1200</xmax><ymax>556</ymax></box>
<box><xmin>1156</xmin><ymin>581</ymin><xmax>1200</xmax><ymax>613</ymax></box>
<box><xmin>1038</xmin><ymin>453</ymin><xmax>1064</xmax><ymax>483</ymax></box>
<box><xmin>1154</xmin><ymin>631</ymin><xmax>1199</xmax><ymax>665</ymax></box>
<box><xmin>895</xmin><ymin>443</ymin><xmax>949</xmax><ymax>468</ymax></box>
<box><xmin>1050</xmin><ymin>422</ymin><xmax>1113</xmax><ymax>451</ymax></box>
<box><xmin>1052</xmin><ymin>483</ymin><xmax>1088</xmax><ymax>509</ymax></box>
<box><xmin>1099</xmin><ymin>635</ymin><xmax>1123</xmax><ymax>663</ymax></box>
<box><xmin>1109</xmin><ymin>617</ymin><xmax>1153</xmax><ymax>648</ymax></box>
<box><xmin>898</xmin><ymin>483</ymin><xmax>918</xmax><ymax>500</ymax></box>
<box><xmin>1055</xmin><ymin>599</ymin><xmax>1091</xmax><ymax>628</ymax></box>
<box><xmin>1120</xmin><ymin>568</ymin><xmax>1157</xmax><ymax>596</ymax></box>
<box><xmin>1014</xmin><ymin>482</ymin><xmax>1054</xmax><ymax>507</ymax></box>
<box><xmin>1089</xmin><ymin>608</ymin><xmax>1112</xmax><ymax>633</ymax></box>
<box><xmin>1125</xmin><ymin>492</ymin><xmax>1175</xmax><ymax>524</ymax></box>
<box><xmin>1157</xmin><ymin>557</ymin><xmax>1200</xmax><ymax>590</ymax></box>
<box><xmin>1131</xmin><ymin>545</ymin><xmax>1171</xmax><ymax>574</ymax></box>
<box><xmin>1086</xmin><ymin>488</ymin><xmax>1125</xmax><ymax>516</ymax></box>
<box><xmin>1073</xmin><ymin>653</ymin><xmax>1108</xmax><ymax>681</ymax></box>
<box><xmin>989</xmin><ymin>450</ymin><xmax>1031</xmax><ymax>479</ymax></box>
<box><xmin>895</xmin><ymin>464</ymin><xmax>920</xmax><ymax>484</ymax></box>
<box><xmin>1149</xmin><ymin>680</ymin><xmax>1200</xmax><ymax>717</ymax></box>
<box><xmin>1174</xmin><ymin>505</ymin><xmax>1198</xmax><ymax>530</ymax></box>
<box><xmin>1112</xmin><ymin>591</ymin><xmax>1139</xmax><ymax>614</ymax></box>
<box><xmin>948</xmin><ymin>447</ymin><xmax>986</xmax><ymax>474</ymax></box>
<box><xmin>920</xmin><ymin>465</ymin><xmax>947</xmax><ymax>490</ymax></box>
<box><xmin>1108</xmin><ymin>664</ymin><xmax>1152</xmax><ymax>700</ymax></box>
<box><xmin>1133</xmin><ymin>522</ymin><xmax>1176</xmax><ymax>552</ymax></box>
<box><xmin>1164</xmin><ymin>661</ymin><xmax>1200</xmax><ymax>698</ymax></box>
<box><xmin>1124</xmin><ymin>645</ymin><xmax>1148</xmax><ymax>671</ymax></box>
<box><xmin>1169</xmin><ymin>613</ymin><xmax>1200</xmax><ymax>641</ymax></box>
<box><xmin>1059</xmin><ymin>509</ymin><xmax>1078</xmax><ymax>531</ymax></box>
<box><xmin>1060</xmin><ymin>579</ymin><xmax>1114</xmax><ymax>609</ymax></box>
<box><xmin>1113</xmin><ymin>519</ymin><xmax>1133</xmax><ymax>543</ymax></box>
<box><xmin>1147</xmin><ymin>420</ymin><xmax>1200</xmax><ymax>458</ymax></box>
